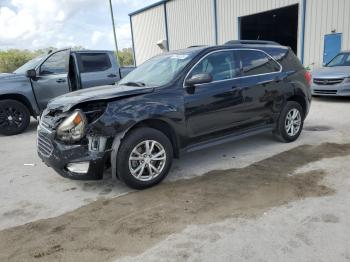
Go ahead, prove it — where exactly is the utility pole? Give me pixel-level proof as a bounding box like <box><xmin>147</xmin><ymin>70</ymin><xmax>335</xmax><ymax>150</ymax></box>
<box><xmin>109</xmin><ymin>0</ymin><xmax>120</xmax><ymax>64</ymax></box>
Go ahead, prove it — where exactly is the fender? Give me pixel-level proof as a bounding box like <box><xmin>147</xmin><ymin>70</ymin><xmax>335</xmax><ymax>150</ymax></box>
<box><xmin>0</xmin><ymin>73</ymin><xmax>41</xmax><ymax>115</ymax></box>
<box><xmin>110</xmin><ymin>129</ymin><xmax>128</xmax><ymax>180</ymax></box>
<box><xmin>107</xmin><ymin>99</ymin><xmax>184</xmax><ymax>180</ymax></box>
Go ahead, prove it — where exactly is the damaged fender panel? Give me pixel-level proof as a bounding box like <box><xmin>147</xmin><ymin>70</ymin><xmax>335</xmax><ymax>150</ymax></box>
<box><xmin>39</xmin><ymin>84</ymin><xmax>185</xmax><ymax>181</ymax></box>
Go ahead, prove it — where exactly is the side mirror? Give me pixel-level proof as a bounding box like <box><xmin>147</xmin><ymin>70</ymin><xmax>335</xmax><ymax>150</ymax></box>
<box><xmin>185</xmin><ymin>73</ymin><xmax>213</xmax><ymax>86</ymax></box>
<box><xmin>26</xmin><ymin>69</ymin><xmax>37</xmax><ymax>78</ymax></box>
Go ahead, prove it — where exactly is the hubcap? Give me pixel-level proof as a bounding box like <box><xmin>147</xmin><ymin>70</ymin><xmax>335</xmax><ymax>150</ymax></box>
<box><xmin>0</xmin><ymin>106</ymin><xmax>24</xmax><ymax>130</ymax></box>
<box><xmin>128</xmin><ymin>140</ymin><xmax>167</xmax><ymax>181</ymax></box>
<box><xmin>285</xmin><ymin>108</ymin><xmax>302</xmax><ymax>136</ymax></box>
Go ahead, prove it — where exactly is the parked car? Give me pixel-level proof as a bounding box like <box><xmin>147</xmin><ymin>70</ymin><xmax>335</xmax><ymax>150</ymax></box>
<box><xmin>0</xmin><ymin>49</ymin><xmax>134</xmax><ymax>135</ymax></box>
<box><xmin>311</xmin><ymin>51</ymin><xmax>350</xmax><ymax>96</ymax></box>
<box><xmin>37</xmin><ymin>41</ymin><xmax>311</xmax><ymax>189</ymax></box>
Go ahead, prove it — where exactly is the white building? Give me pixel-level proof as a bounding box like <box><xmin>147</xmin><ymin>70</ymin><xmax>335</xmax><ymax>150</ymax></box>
<box><xmin>129</xmin><ymin>0</ymin><xmax>350</xmax><ymax>68</ymax></box>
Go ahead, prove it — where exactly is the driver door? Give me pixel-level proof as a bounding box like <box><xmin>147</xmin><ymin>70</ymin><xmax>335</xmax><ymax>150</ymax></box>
<box><xmin>31</xmin><ymin>50</ymin><xmax>70</xmax><ymax>111</ymax></box>
<box><xmin>184</xmin><ymin>50</ymin><xmax>243</xmax><ymax>138</ymax></box>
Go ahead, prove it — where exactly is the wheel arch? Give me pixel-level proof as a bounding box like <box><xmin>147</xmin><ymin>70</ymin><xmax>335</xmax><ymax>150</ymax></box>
<box><xmin>110</xmin><ymin>118</ymin><xmax>181</xmax><ymax>180</ymax></box>
<box><xmin>286</xmin><ymin>94</ymin><xmax>307</xmax><ymax>116</ymax></box>
<box><xmin>126</xmin><ymin>118</ymin><xmax>180</xmax><ymax>158</ymax></box>
<box><xmin>0</xmin><ymin>94</ymin><xmax>36</xmax><ymax>117</ymax></box>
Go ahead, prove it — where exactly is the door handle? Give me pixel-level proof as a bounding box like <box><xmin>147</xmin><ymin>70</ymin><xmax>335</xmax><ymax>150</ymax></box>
<box><xmin>108</xmin><ymin>74</ymin><xmax>117</xmax><ymax>78</ymax></box>
<box><xmin>56</xmin><ymin>79</ymin><xmax>66</xmax><ymax>83</ymax></box>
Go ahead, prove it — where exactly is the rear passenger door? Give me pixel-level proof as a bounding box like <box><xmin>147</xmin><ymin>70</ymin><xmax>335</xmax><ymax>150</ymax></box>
<box><xmin>235</xmin><ymin>49</ymin><xmax>284</xmax><ymax>127</ymax></box>
<box><xmin>77</xmin><ymin>52</ymin><xmax>120</xmax><ymax>88</ymax></box>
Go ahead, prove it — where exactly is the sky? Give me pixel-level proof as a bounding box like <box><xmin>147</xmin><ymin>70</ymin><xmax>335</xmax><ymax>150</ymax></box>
<box><xmin>0</xmin><ymin>0</ymin><xmax>159</xmax><ymax>51</ymax></box>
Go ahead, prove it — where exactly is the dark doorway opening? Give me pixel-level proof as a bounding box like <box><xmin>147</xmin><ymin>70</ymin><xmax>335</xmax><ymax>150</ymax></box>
<box><xmin>240</xmin><ymin>4</ymin><xmax>299</xmax><ymax>54</ymax></box>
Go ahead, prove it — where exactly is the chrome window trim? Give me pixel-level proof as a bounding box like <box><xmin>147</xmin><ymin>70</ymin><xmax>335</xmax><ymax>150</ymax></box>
<box><xmin>183</xmin><ymin>48</ymin><xmax>283</xmax><ymax>88</ymax></box>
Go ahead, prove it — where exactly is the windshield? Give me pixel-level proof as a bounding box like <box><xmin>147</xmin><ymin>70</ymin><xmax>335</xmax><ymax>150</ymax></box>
<box><xmin>326</xmin><ymin>53</ymin><xmax>350</xmax><ymax>67</ymax></box>
<box><xmin>119</xmin><ymin>52</ymin><xmax>197</xmax><ymax>87</ymax></box>
<box><xmin>13</xmin><ymin>56</ymin><xmax>44</xmax><ymax>74</ymax></box>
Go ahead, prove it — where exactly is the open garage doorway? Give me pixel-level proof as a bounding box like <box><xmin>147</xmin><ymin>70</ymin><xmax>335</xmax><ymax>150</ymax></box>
<box><xmin>240</xmin><ymin>4</ymin><xmax>299</xmax><ymax>54</ymax></box>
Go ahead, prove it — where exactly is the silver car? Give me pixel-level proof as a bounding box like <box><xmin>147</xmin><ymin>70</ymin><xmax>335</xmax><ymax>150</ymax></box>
<box><xmin>311</xmin><ymin>51</ymin><xmax>350</xmax><ymax>96</ymax></box>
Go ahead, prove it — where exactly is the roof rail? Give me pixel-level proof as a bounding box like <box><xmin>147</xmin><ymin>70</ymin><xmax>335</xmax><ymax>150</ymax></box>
<box><xmin>225</xmin><ymin>40</ymin><xmax>280</xmax><ymax>46</ymax></box>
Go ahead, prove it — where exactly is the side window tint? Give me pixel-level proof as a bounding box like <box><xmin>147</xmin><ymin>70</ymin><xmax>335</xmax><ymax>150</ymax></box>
<box><xmin>239</xmin><ymin>50</ymin><xmax>280</xmax><ymax>76</ymax></box>
<box><xmin>345</xmin><ymin>54</ymin><xmax>350</xmax><ymax>66</ymax></box>
<box><xmin>79</xmin><ymin>53</ymin><xmax>111</xmax><ymax>73</ymax></box>
<box><xmin>189</xmin><ymin>51</ymin><xmax>240</xmax><ymax>81</ymax></box>
<box><xmin>40</xmin><ymin>51</ymin><xmax>68</xmax><ymax>75</ymax></box>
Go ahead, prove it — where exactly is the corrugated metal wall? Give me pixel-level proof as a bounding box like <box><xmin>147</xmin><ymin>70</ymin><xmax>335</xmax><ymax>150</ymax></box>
<box><xmin>166</xmin><ymin>0</ymin><xmax>215</xmax><ymax>50</ymax></box>
<box><xmin>131</xmin><ymin>5</ymin><xmax>165</xmax><ymax>65</ymax></box>
<box><xmin>130</xmin><ymin>0</ymin><xmax>350</xmax><ymax>68</ymax></box>
<box><xmin>304</xmin><ymin>0</ymin><xmax>350</xmax><ymax>68</ymax></box>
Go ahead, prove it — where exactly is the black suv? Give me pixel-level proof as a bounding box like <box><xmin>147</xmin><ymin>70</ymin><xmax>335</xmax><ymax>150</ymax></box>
<box><xmin>37</xmin><ymin>41</ymin><xmax>312</xmax><ymax>189</ymax></box>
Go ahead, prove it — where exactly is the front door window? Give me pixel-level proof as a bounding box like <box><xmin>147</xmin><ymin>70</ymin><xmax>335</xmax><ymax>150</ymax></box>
<box><xmin>40</xmin><ymin>50</ymin><xmax>69</xmax><ymax>75</ymax></box>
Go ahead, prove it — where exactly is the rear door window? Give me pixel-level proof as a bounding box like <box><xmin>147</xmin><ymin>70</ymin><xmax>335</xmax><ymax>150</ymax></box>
<box><xmin>189</xmin><ymin>51</ymin><xmax>240</xmax><ymax>81</ymax></box>
<box><xmin>78</xmin><ymin>53</ymin><xmax>112</xmax><ymax>73</ymax></box>
<box><xmin>238</xmin><ymin>50</ymin><xmax>281</xmax><ymax>76</ymax></box>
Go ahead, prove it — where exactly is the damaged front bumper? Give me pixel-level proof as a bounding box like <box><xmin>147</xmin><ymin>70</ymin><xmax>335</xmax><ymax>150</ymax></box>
<box><xmin>37</xmin><ymin>124</ymin><xmax>110</xmax><ymax>180</ymax></box>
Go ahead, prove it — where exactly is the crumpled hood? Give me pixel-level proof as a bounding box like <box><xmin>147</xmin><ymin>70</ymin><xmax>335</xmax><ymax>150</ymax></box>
<box><xmin>47</xmin><ymin>84</ymin><xmax>155</xmax><ymax>112</ymax></box>
<box><xmin>312</xmin><ymin>66</ymin><xmax>350</xmax><ymax>79</ymax></box>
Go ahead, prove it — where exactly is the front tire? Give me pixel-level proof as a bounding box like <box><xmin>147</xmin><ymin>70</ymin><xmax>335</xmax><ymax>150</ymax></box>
<box><xmin>117</xmin><ymin>127</ymin><xmax>173</xmax><ymax>189</ymax></box>
<box><xmin>0</xmin><ymin>99</ymin><xmax>30</xmax><ymax>136</ymax></box>
<box><xmin>273</xmin><ymin>101</ymin><xmax>304</xmax><ymax>143</ymax></box>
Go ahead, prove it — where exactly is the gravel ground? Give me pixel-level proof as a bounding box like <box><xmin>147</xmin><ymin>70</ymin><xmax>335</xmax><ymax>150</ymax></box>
<box><xmin>0</xmin><ymin>97</ymin><xmax>349</xmax><ymax>261</ymax></box>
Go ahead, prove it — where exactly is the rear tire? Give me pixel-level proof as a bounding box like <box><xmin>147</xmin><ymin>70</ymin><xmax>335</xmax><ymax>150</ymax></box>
<box><xmin>0</xmin><ymin>99</ymin><xmax>30</xmax><ymax>136</ymax></box>
<box><xmin>273</xmin><ymin>101</ymin><xmax>304</xmax><ymax>143</ymax></box>
<box><xmin>116</xmin><ymin>127</ymin><xmax>173</xmax><ymax>189</ymax></box>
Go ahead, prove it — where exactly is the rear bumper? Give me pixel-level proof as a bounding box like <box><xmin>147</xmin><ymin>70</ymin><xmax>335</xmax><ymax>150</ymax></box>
<box><xmin>311</xmin><ymin>82</ymin><xmax>350</xmax><ymax>96</ymax></box>
<box><xmin>37</xmin><ymin>125</ymin><xmax>109</xmax><ymax>180</ymax></box>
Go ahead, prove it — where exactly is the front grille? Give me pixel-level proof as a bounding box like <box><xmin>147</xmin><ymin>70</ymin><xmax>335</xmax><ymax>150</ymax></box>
<box><xmin>40</xmin><ymin>119</ymin><xmax>52</xmax><ymax>130</ymax></box>
<box><xmin>37</xmin><ymin>132</ymin><xmax>54</xmax><ymax>158</ymax></box>
<box><xmin>313</xmin><ymin>78</ymin><xmax>344</xmax><ymax>85</ymax></box>
<box><xmin>313</xmin><ymin>89</ymin><xmax>337</xmax><ymax>95</ymax></box>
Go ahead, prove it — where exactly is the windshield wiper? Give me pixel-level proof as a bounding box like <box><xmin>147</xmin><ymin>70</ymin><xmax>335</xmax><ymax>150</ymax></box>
<box><xmin>120</xmin><ymin>81</ymin><xmax>146</xmax><ymax>87</ymax></box>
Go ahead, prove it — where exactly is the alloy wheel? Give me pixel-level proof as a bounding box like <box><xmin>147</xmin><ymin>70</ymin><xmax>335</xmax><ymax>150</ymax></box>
<box><xmin>0</xmin><ymin>106</ymin><xmax>24</xmax><ymax>131</ymax></box>
<box><xmin>285</xmin><ymin>108</ymin><xmax>302</xmax><ymax>136</ymax></box>
<box><xmin>128</xmin><ymin>140</ymin><xmax>167</xmax><ymax>181</ymax></box>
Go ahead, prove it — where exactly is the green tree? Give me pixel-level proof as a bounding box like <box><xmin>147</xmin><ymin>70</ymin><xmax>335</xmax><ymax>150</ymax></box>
<box><xmin>115</xmin><ymin>48</ymin><xmax>134</xmax><ymax>66</ymax></box>
<box><xmin>0</xmin><ymin>46</ymin><xmax>133</xmax><ymax>73</ymax></box>
<box><xmin>0</xmin><ymin>49</ymin><xmax>36</xmax><ymax>73</ymax></box>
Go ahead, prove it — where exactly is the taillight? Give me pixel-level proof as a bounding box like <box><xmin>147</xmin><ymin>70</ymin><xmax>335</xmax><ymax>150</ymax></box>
<box><xmin>305</xmin><ymin>71</ymin><xmax>312</xmax><ymax>86</ymax></box>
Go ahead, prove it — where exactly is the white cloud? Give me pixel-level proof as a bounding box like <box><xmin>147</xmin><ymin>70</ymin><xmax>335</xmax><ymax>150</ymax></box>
<box><xmin>88</xmin><ymin>23</ymin><xmax>131</xmax><ymax>51</ymax></box>
<box><xmin>0</xmin><ymin>0</ymin><xmax>159</xmax><ymax>50</ymax></box>
<box><xmin>0</xmin><ymin>0</ymin><xmax>84</xmax><ymax>48</ymax></box>
<box><xmin>112</xmin><ymin>0</ymin><xmax>158</xmax><ymax>9</ymax></box>
<box><xmin>55</xmin><ymin>10</ymin><xmax>65</xmax><ymax>22</ymax></box>
<box><xmin>91</xmin><ymin>31</ymin><xmax>104</xmax><ymax>46</ymax></box>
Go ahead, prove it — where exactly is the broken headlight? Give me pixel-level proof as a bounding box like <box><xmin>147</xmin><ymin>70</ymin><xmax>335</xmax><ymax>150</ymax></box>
<box><xmin>57</xmin><ymin>110</ymin><xmax>87</xmax><ymax>142</ymax></box>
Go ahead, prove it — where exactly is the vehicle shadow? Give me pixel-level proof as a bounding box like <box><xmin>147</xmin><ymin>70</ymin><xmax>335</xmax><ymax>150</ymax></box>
<box><xmin>26</xmin><ymin>119</ymin><xmax>39</xmax><ymax>132</ymax></box>
<box><xmin>74</xmin><ymin>169</ymin><xmax>132</xmax><ymax>197</ymax></box>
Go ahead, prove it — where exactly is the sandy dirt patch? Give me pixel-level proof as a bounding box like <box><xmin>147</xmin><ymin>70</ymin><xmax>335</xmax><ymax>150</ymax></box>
<box><xmin>0</xmin><ymin>142</ymin><xmax>349</xmax><ymax>262</ymax></box>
